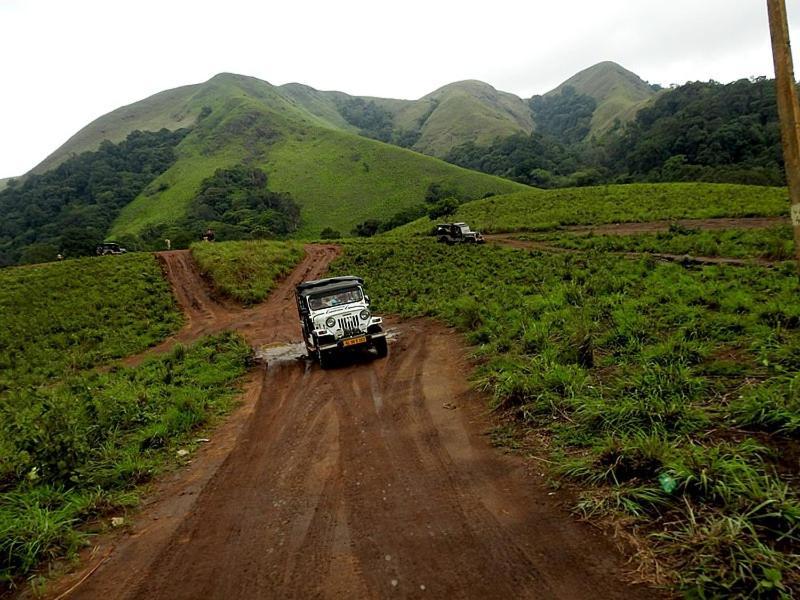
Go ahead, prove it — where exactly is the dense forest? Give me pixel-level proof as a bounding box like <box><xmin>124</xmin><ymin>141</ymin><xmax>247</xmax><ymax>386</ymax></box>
<box><xmin>447</xmin><ymin>78</ymin><xmax>786</xmax><ymax>188</ymax></box>
<box><xmin>133</xmin><ymin>165</ymin><xmax>301</xmax><ymax>250</ymax></box>
<box><xmin>0</xmin><ymin>129</ymin><xmax>188</xmax><ymax>266</ymax></box>
<box><xmin>335</xmin><ymin>96</ymin><xmax>422</xmax><ymax>148</ymax></box>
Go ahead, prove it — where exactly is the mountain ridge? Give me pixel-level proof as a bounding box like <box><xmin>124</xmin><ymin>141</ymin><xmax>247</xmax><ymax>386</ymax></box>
<box><xmin>29</xmin><ymin>61</ymin><xmax>655</xmax><ymax>175</ymax></box>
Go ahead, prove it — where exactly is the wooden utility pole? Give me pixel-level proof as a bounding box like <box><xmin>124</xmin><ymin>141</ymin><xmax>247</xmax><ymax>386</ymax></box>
<box><xmin>766</xmin><ymin>0</ymin><xmax>800</xmax><ymax>268</ymax></box>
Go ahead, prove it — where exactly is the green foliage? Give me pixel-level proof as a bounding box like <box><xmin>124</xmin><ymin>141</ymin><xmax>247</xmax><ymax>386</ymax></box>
<box><xmin>319</xmin><ymin>227</ymin><xmax>342</xmax><ymax>239</ymax></box>
<box><xmin>0</xmin><ymin>333</ymin><xmax>251</xmax><ymax>584</ymax></box>
<box><xmin>332</xmin><ymin>240</ymin><xmax>800</xmax><ymax>595</ymax></box>
<box><xmin>335</xmin><ymin>96</ymin><xmax>394</xmax><ymax>142</ymax></box>
<box><xmin>445</xmin><ymin>132</ymin><xmax>581</xmax><ymax>188</ymax></box>
<box><xmin>530</xmin><ymin>86</ymin><xmax>597</xmax><ymax>144</ymax></box>
<box><xmin>427</xmin><ymin>197</ymin><xmax>460</xmax><ymax>220</ymax></box>
<box><xmin>0</xmin><ymin>254</ymin><xmax>182</xmax><ymax>392</ymax></box>
<box><xmin>444</xmin><ymin>77</ymin><xmax>786</xmax><ymax>188</ymax></box>
<box><xmin>608</xmin><ymin>78</ymin><xmax>785</xmax><ymax>185</ymax></box>
<box><xmin>184</xmin><ymin>164</ymin><xmax>300</xmax><ymax>241</ymax></box>
<box><xmin>351</xmin><ymin>219</ymin><xmax>382</xmax><ymax>238</ymax></box>
<box><xmin>391</xmin><ymin>183</ymin><xmax>789</xmax><ymax>236</ymax></box>
<box><xmin>190</xmin><ymin>240</ymin><xmax>303</xmax><ymax>304</ymax></box>
<box><xmin>0</xmin><ymin>129</ymin><xmax>188</xmax><ymax>265</ymax></box>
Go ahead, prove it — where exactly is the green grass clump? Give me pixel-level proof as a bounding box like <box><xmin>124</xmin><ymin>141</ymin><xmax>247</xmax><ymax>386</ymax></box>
<box><xmin>0</xmin><ymin>254</ymin><xmax>182</xmax><ymax>392</ymax></box>
<box><xmin>390</xmin><ymin>183</ymin><xmax>789</xmax><ymax>236</ymax></box>
<box><xmin>522</xmin><ymin>226</ymin><xmax>795</xmax><ymax>261</ymax></box>
<box><xmin>191</xmin><ymin>240</ymin><xmax>304</xmax><ymax>304</ymax></box>
<box><xmin>0</xmin><ymin>333</ymin><xmax>251</xmax><ymax>586</ymax></box>
<box><xmin>332</xmin><ymin>240</ymin><xmax>800</xmax><ymax>596</ymax></box>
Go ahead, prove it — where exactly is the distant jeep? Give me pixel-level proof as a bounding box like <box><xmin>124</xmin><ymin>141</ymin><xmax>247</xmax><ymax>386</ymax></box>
<box><xmin>295</xmin><ymin>276</ymin><xmax>388</xmax><ymax>368</ymax></box>
<box><xmin>95</xmin><ymin>242</ymin><xmax>127</xmax><ymax>256</ymax></box>
<box><xmin>435</xmin><ymin>222</ymin><xmax>485</xmax><ymax>244</ymax></box>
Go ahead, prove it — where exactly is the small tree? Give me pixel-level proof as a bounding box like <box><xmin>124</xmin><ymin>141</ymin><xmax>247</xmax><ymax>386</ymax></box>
<box><xmin>427</xmin><ymin>197</ymin><xmax>460</xmax><ymax>221</ymax></box>
<box><xmin>320</xmin><ymin>227</ymin><xmax>342</xmax><ymax>239</ymax></box>
<box><xmin>351</xmin><ymin>219</ymin><xmax>382</xmax><ymax>237</ymax></box>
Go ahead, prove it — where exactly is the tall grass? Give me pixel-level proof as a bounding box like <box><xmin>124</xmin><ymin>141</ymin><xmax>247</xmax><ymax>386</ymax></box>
<box><xmin>0</xmin><ymin>254</ymin><xmax>182</xmax><ymax>392</ymax></box>
<box><xmin>191</xmin><ymin>240</ymin><xmax>304</xmax><ymax>304</ymax></box>
<box><xmin>332</xmin><ymin>240</ymin><xmax>800</xmax><ymax>596</ymax></box>
<box><xmin>0</xmin><ymin>333</ymin><xmax>251</xmax><ymax>587</ymax></box>
<box><xmin>390</xmin><ymin>183</ymin><xmax>789</xmax><ymax>236</ymax></box>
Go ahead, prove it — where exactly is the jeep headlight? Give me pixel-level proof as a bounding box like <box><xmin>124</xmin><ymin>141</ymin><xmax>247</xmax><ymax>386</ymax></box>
<box><xmin>359</xmin><ymin>309</ymin><xmax>370</xmax><ymax>320</ymax></box>
<box><xmin>325</xmin><ymin>316</ymin><xmax>336</xmax><ymax>328</ymax></box>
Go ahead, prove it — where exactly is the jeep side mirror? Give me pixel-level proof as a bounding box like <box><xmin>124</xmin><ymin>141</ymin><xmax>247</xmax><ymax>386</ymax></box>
<box><xmin>365</xmin><ymin>295</ymin><xmax>371</xmax><ymax>305</ymax></box>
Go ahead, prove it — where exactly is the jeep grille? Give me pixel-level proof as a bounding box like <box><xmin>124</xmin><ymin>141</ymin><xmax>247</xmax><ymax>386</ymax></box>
<box><xmin>338</xmin><ymin>314</ymin><xmax>360</xmax><ymax>336</ymax></box>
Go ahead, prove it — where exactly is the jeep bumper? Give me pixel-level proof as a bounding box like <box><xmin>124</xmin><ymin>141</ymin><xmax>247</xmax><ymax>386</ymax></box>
<box><xmin>319</xmin><ymin>331</ymin><xmax>386</xmax><ymax>352</ymax></box>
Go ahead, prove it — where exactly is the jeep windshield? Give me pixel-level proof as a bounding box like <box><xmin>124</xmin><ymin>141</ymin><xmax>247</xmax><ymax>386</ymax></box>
<box><xmin>308</xmin><ymin>287</ymin><xmax>363</xmax><ymax>310</ymax></box>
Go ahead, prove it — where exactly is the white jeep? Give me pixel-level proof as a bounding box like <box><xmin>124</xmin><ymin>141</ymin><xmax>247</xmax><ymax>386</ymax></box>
<box><xmin>295</xmin><ymin>276</ymin><xmax>388</xmax><ymax>368</ymax></box>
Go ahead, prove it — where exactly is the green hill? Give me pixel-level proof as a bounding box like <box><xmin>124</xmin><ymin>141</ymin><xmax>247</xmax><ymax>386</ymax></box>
<box><xmin>103</xmin><ymin>74</ymin><xmax>526</xmax><ymax>240</ymax></box>
<box><xmin>385</xmin><ymin>80</ymin><xmax>533</xmax><ymax>157</ymax></box>
<box><xmin>545</xmin><ymin>61</ymin><xmax>657</xmax><ymax>136</ymax></box>
<box><xmin>391</xmin><ymin>183</ymin><xmax>790</xmax><ymax>235</ymax></box>
<box><xmin>279</xmin><ymin>80</ymin><xmax>534</xmax><ymax>158</ymax></box>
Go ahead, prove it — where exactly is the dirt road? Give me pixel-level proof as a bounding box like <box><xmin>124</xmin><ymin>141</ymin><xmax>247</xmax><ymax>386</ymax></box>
<box><xmin>45</xmin><ymin>248</ymin><xmax>653</xmax><ymax>600</ymax></box>
<box><xmin>486</xmin><ymin>215</ymin><xmax>789</xmax><ymax>267</ymax></box>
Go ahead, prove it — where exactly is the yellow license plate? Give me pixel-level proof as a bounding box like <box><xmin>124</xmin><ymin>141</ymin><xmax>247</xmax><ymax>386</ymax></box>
<box><xmin>343</xmin><ymin>336</ymin><xmax>367</xmax><ymax>347</ymax></box>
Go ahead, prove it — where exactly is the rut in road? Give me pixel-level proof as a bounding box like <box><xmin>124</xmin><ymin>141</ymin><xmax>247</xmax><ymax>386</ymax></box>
<box><xmin>46</xmin><ymin>246</ymin><xmax>654</xmax><ymax>600</ymax></box>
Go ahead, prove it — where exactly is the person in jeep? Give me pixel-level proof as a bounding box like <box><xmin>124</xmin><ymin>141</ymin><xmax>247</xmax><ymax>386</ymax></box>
<box><xmin>296</xmin><ymin>276</ymin><xmax>387</xmax><ymax>368</ymax></box>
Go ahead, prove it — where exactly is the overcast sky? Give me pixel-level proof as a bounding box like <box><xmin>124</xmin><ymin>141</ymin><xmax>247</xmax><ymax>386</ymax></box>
<box><xmin>2</xmin><ymin>0</ymin><xmax>799</xmax><ymax>178</ymax></box>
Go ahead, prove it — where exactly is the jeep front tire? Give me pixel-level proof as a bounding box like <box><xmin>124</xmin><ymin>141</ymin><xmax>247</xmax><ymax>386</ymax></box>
<box><xmin>318</xmin><ymin>349</ymin><xmax>333</xmax><ymax>369</ymax></box>
<box><xmin>373</xmin><ymin>337</ymin><xmax>388</xmax><ymax>358</ymax></box>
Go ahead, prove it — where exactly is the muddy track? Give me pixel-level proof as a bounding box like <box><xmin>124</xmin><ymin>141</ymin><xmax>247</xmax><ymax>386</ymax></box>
<box><xmin>488</xmin><ymin>235</ymin><xmax>779</xmax><ymax>267</ymax></box>
<box><xmin>44</xmin><ymin>246</ymin><xmax>654</xmax><ymax>600</ymax></box>
<box><xmin>555</xmin><ymin>216</ymin><xmax>788</xmax><ymax>236</ymax></box>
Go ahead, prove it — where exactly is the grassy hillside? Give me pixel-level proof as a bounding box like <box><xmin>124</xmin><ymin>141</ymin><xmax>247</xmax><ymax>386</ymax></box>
<box><xmin>265</xmin><ymin>128</ymin><xmax>526</xmax><ymax>237</ymax></box>
<box><xmin>546</xmin><ymin>61</ymin><xmax>657</xmax><ymax>136</ymax></box>
<box><xmin>109</xmin><ymin>84</ymin><xmax>527</xmax><ymax>240</ymax></box>
<box><xmin>32</xmin><ymin>83</ymin><xmax>202</xmax><ymax>175</ymax></box>
<box><xmin>401</xmin><ymin>81</ymin><xmax>533</xmax><ymax>157</ymax></box>
<box><xmin>0</xmin><ymin>254</ymin><xmax>182</xmax><ymax>391</ymax></box>
<box><xmin>391</xmin><ymin>183</ymin><xmax>790</xmax><ymax>236</ymax></box>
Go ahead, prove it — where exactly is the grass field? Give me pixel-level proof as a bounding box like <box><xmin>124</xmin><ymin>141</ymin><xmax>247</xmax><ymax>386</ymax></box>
<box><xmin>331</xmin><ymin>240</ymin><xmax>800</xmax><ymax>597</ymax></box>
<box><xmin>390</xmin><ymin>183</ymin><xmax>790</xmax><ymax>236</ymax></box>
<box><xmin>520</xmin><ymin>225</ymin><xmax>796</xmax><ymax>261</ymax></box>
<box><xmin>191</xmin><ymin>240</ymin><xmax>304</xmax><ymax>304</ymax></box>
<box><xmin>0</xmin><ymin>333</ymin><xmax>251</xmax><ymax>586</ymax></box>
<box><xmin>0</xmin><ymin>254</ymin><xmax>182</xmax><ymax>392</ymax></box>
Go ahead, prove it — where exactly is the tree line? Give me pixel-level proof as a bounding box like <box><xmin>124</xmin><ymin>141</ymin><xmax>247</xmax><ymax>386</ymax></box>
<box><xmin>0</xmin><ymin>128</ymin><xmax>188</xmax><ymax>266</ymax></box>
<box><xmin>446</xmin><ymin>78</ymin><xmax>786</xmax><ymax>189</ymax></box>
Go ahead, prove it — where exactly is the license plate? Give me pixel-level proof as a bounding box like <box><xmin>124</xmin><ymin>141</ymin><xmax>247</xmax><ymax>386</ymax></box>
<box><xmin>343</xmin><ymin>336</ymin><xmax>367</xmax><ymax>347</ymax></box>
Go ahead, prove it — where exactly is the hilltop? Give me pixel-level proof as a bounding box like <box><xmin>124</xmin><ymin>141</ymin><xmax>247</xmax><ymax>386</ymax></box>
<box><xmin>544</xmin><ymin>61</ymin><xmax>658</xmax><ymax>136</ymax></box>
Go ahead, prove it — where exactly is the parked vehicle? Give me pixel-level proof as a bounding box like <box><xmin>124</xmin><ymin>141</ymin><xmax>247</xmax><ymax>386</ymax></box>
<box><xmin>295</xmin><ymin>276</ymin><xmax>387</xmax><ymax>368</ymax></box>
<box><xmin>95</xmin><ymin>242</ymin><xmax>127</xmax><ymax>256</ymax></box>
<box><xmin>435</xmin><ymin>222</ymin><xmax>485</xmax><ymax>244</ymax></box>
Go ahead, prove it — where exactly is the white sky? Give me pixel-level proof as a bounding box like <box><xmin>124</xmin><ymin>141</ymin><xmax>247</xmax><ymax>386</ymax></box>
<box><xmin>1</xmin><ymin>0</ymin><xmax>799</xmax><ymax>178</ymax></box>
